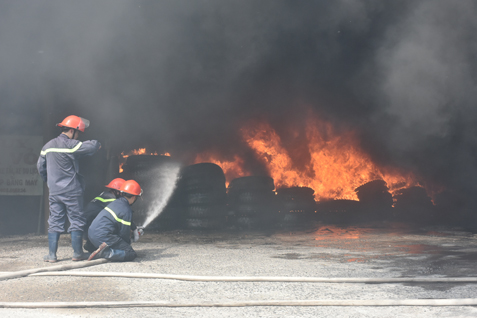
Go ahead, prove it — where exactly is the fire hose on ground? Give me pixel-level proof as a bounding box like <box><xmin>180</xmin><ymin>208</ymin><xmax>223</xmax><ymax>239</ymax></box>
<box><xmin>0</xmin><ymin>259</ymin><xmax>108</xmax><ymax>281</ymax></box>
<box><xmin>2</xmin><ymin>299</ymin><xmax>477</xmax><ymax>308</ymax></box>
<box><xmin>28</xmin><ymin>271</ymin><xmax>477</xmax><ymax>283</ymax></box>
<box><xmin>2</xmin><ymin>261</ymin><xmax>477</xmax><ymax>308</ymax></box>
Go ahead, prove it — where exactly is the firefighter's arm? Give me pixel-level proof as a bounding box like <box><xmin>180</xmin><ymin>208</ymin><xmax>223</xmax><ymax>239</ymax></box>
<box><xmin>75</xmin><ymin>140</ymin><xmax>101</xmax><ymax>157</ymax></box>
<box><xmin>37</xmin><ymin>155</ymin><xmax>47</xmax><ymax>183</ymax></box>
<box><xmin>119</xmin><ymin>223</ymin><xmax>132</xmax><ymax>245</ymax></box>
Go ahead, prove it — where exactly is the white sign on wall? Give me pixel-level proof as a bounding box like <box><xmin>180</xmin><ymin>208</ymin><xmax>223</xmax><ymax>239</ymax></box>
<box><xmin>0</xmin><ymin>135</ymin><xmax>43</xmax><ymax>196</ymax></box>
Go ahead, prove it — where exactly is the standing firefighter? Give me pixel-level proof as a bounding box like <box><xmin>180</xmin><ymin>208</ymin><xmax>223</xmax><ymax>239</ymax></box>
<box><xmin>37</xmin><ymin>115</ymin><xmax>101</xmax><ymax>262</ymax></box>
<box><xmin>83</xmin><ymin>178</ymin><xmax>125</xmax><ymax>253</ymax></box>
<box><xmin>88</xmin><ymin>179</ymin><xmax>143</xmax><ymax>262</ymax></box>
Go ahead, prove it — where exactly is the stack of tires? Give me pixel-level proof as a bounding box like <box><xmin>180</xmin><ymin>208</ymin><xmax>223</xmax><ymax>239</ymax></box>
<box><xmin>177</xmin><ymin>163</ymin><xmax>227</xmax><ymax>230</ymax></box>
<box><xmin>315</xmin><ymin>199</ymin><xmax>361</xmax><ymax>224</ymax></box>
<box><xmin>121</xmin><ymin>155</ymin><xmax>182</xmax><ymax>230</ymax></box>
<box><xmin>355</xmin><ymin>180</ymin><xmax>393</xmax><ymax>222</ymax></box>
<box><xmin>276</xmin><ymin>187</ymin><xmax>316</xmax><ymax>228</ymax></box>
<box><xmin>227</xmin><ymin>176</ymin><xmax>277</xmax><ymax>230</ymax></box>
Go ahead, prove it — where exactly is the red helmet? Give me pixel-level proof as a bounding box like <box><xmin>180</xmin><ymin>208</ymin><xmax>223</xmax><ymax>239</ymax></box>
<box><xmin>120</xmin><ymin>180</ymin><xmax>143</xmax><ymax>196</ymax></box>
<box><xmin>105</xmin><ymin>178</ymin><xmax>126</xmax><ymax>191</ymax></box>
<box><xmin>57</xmin><ymin>115</ymin><xmax>90</xmax><ymax>132</ymax></box>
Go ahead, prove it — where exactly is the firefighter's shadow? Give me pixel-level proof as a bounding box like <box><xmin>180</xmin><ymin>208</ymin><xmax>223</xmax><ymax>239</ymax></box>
<box><xmin>135</xmin><ymin>248</ymin><xmax>178</xmax><ymax>261</ymax></box>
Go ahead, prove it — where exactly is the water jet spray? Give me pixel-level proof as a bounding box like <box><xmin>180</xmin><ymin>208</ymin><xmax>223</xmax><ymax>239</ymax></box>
<box><xmin>137</xmin><ymin>162</ymin><xmax>181</xmax><ymax>229</ymax></box>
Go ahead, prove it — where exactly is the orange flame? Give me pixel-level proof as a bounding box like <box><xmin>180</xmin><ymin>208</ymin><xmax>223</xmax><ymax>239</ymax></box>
<box><xmin>194</xmin><ymin>154</ymin><xmax>245</xmax><ymax>187</ymax></box>
<box><xmin>119</xmin><ymin>148</ymin><xmax>170</xmax><ymax>173</ymax></box>
<box><xmin>196</xmin><ymin>115</ymin><xmax>427</xmax><ymax>201</ymax></box>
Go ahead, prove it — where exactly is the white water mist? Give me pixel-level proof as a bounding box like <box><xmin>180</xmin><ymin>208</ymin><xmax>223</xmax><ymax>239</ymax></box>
<box><xmin>141</xmin><ymin>162</ymin><xmax>181</xmax><ymax>228</ymax></box>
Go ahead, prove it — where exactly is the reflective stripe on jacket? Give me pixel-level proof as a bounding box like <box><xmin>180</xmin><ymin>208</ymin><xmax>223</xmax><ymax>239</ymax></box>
<box><xmin>105</xmin><ymin>207</ymin><xmax>131</xmax><ymax>226</ymax></box>
<box><xmin>88</xmin><ymin>197</ymin><xmax>133</xmax><ymax>247</ymax></box>
<box><xmin>95</xmin><ymin>197</ymin><xmax>116</xmax><ymax>203</ymax></box>
<box><xmin>84</xmin><ymin>190</ymin><xmax>116</xmax><ymax>224</ymax></box>
<box><xmin>37</xmin><ymin>134</ymin><xmax>101</xmax><ymax>196</ymax></box>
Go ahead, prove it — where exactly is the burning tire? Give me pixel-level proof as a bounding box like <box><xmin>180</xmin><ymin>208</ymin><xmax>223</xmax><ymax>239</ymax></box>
<box><xmin>178</xmin><ymin>163</ymin><xmax>226</xmax><ymax>193</ymax></box>
<box><xmin>227</xmin><ymin>176</ymin><xmax>277</xmax><ymax>230</ymax></box>
<box><xmin>355</xmin><ymin>180</ymin><xmax>393</xmax><ymax>221</ymax></box>
<box><xmin>276</xmin><ymin>187</ymin><xmax>316</xmax><ymax>228</ymax></box>
<box><xmin>393</xmin><ymin>186</ymin><xmax>436</xmax><ymax>224</ymax></box>
<box><xmin>176</xmin><ymin>163</ymin><xmax>227</xmax><ymax>230</ymax></box>
<box><xmin>228</xmin><ymin>176</ymin><xmax>275</xmax><ymax>191</ymax></box>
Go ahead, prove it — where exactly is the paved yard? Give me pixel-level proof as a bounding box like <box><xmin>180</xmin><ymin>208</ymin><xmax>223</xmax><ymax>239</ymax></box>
<box><xmin>1</xmin><ymin>223</ymin><xmax>477</xmax><ymax>317</ymax></box>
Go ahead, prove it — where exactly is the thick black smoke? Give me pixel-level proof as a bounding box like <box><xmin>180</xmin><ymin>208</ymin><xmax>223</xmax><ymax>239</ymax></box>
<box><xmin>1</xmin><ymin>1</ymin><xmax>476</xmax><ymax>209</ymax></box>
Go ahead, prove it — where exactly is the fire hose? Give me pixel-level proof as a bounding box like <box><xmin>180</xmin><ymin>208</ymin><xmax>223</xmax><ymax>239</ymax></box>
<box><xmin>1</xmin><ymin>299</ymin><xmax>477</xmax><ymax>308</ymax></box>
<box><xmin>1</xmin><ymin>267</ymin><xmax>477</xmax><ymax>308</ymax></box>
<box><xmin>0</xmin><ymin>259</ymin><xmax>108</xmax><ymax>281</ymax></box>
<box><xmin>28</xmin><ymin>271</ymin><xmax>477</xmax><ymax>283</ymax></box>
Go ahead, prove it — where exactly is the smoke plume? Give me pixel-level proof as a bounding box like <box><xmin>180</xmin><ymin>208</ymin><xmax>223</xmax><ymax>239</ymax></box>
<box><xmin>1</xmin><ymin>1</ymin><xmax>476</xmax><ymax>210</ymax></box>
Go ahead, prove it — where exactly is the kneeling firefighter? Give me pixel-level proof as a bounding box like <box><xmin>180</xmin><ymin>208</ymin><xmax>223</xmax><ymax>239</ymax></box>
<box><xmin>88</xmin><ymin>179</ymin><xmax>143</xmax><ymax>262</ymax></box>
<box><xmin>83</xmin><ymin>178</ymin><xmax>125</xmax><ymax>253</ymax></box>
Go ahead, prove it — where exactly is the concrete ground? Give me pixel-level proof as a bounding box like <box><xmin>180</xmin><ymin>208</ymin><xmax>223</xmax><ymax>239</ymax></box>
<box><xmin>1</xmin><ymin>222</ymin><xmax>477</xmax><ymax>317</ymax></box>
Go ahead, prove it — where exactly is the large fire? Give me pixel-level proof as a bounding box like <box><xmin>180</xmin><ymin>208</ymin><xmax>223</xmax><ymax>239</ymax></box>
<box><xmin>195</xmin><ymin>116</ymin><xmax>423</xmax><ymax>201</ymax></box>
<box><xmin>119</xmin><ymin>148</ymin><xmax>170</xmax><ymax>173</ymax></box>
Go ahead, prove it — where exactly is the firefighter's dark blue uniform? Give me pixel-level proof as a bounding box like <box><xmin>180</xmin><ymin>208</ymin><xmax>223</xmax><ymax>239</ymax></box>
<box><xmin>88</xmin><ymin>196</ymin><xmax>137</xmax><ymax>261</ymax></box>
<box><xmin>37</xmin><ymin>133</ymin><xmax>100</xmax><ymax>233</ymax></box>
<box><xmin>83</xmin><ymin>190</ymin><xmax>117</xmax><ymax>252</ymax></box>
<box><xmin>84</xmin><ymin>191</ymin><xmax>117</xmax><ymax>227</ymax></box>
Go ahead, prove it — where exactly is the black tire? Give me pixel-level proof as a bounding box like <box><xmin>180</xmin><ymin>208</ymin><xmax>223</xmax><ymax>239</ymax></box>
<box><xmin>276</xmin><ymin>187</ymin><xmax>315</xmax><ymax>215</ymax></box>
<box><xmin>185</xmin><ymin>191</ymin><xmax>226</xmax><ymax>205</ymax></box>
<box><xmin>281</xmin><ymin>212</ymin><xmax>300</xmax><ymax>223</ymax></box>
<box><xmin>228</xmin><ymin>190</ymin><xmax>276</xmax><ymax>204</ymax></box>
<box><xmin>279</xmin><ymin>201</ymin><xmax>316</xmax><ymax>213</ymax></box>
<box><xmin>180</xmin><ymin>163</ymin><xmax>225</xmax><ymax>183</ymax></box>
<box><xmin>233</xmin><ymin>204</ymin><xmax>262</xmax><ymax>216</ymax></box>
<box><xmin>177</xmin><ymin>163</ymin><xmax>226</xmax><ymax>193</ymax></box>
<box><xmin>277</xmin><ymin>187</ymin><xmax>315</xmax><ymax>205</ymax></box>
<box><xmin>185</xmin><ymin>218</ymin><xmax>223</xmax><ymax>230</ymax></box>
<box><xmin>235</xmin><ymin>216</ymin><xmax>257</xmax><ymax>229</ymax></box>
<box><xmin>179</xmin><ymin>177</ymin><xmax>226</xmax><ymax>193</ymax></box>
<box><xmin>228</xmin><ymin>176</ymin><xmax>275</xmax><ymax>191</ymax></box>
<box><xmin>185</xmin><ymin>205</ymin><xmax>225</xmax><ymax>218</ymax></box>
<box><xmin>277</xmin><ymin>186</ymin><xmax>315</xmax><ymax>197</ymax></box>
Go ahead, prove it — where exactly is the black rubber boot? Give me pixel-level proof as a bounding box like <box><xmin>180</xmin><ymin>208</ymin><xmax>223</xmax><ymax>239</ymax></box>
<box><xmin>71</xmin><ymin>231</ymin><xmax>88</xmax><ymax>261</ymax></box>
<box><xmin>83</xmin><ymin>239</ymin><xmax>96</xmax><ymax>253</ymax></box>
<box><xmin>43</xmin><ymin>232</ymin><xmax>60</xmax><ymax>263</ymax></box>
